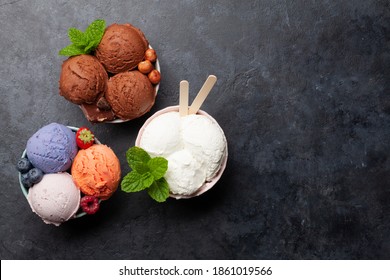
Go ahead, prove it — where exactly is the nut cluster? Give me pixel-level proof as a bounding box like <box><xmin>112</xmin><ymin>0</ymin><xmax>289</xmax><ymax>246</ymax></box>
<box><xmin>137</xmin><ymin>48</ymin><xmax>161</xmax><ymax>84</ymax></box>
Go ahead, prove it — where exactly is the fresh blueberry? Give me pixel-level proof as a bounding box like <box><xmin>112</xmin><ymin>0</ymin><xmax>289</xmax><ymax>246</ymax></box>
<box><xmin>21</xmin><ymin>173</ymin><xmax>33</xmax><ymax>188</ymax></box>
<box><xmin>28</xmin><ymin>168</ymin><xmax>44</xmax><ymax>184</ymax></box>
<box><xmin>16</xmin><ymin>158</ymin><xmax>33</xmax><ymax>173</ymax></box>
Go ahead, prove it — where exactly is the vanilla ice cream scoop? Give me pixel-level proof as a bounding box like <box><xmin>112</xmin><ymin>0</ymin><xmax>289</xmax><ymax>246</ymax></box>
<box><xmin>139</xmin><ymin>112</ymin><xmax>182</xmax><ymax>157</ymax></box>
<box><xmin>137</xmin><ymin>106</ymin><xmax>227</xmax><ymax>198</ymax></box>
<box><xmin>165</xmin><ymin>150</ymin><xmax>207</xmax><ymax>195</ymax></box>
<box><xmin>181</xmin><ymin>114</ymin><xmax>226</xmax><ymax>180</ymax></box>
<box><xmin>27</xmin><ymin>173</ymin><xmax>80</xmax><ymax>226</ymax></box>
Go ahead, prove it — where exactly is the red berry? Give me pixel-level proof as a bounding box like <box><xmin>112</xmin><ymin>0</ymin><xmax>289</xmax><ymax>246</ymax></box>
<box><xmin>76</xmin><ymin>127</ymin><xmax>95</xmax><ymax>149</ymax></box>
<box><xmin>80</xmin><ymin>196</ymin><xmax>100</xmax><ymax>215</ymax></box>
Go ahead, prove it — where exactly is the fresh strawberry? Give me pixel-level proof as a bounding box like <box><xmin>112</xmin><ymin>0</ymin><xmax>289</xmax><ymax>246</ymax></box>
<box><xmin>76</xmin><ymin>127</ymin><xmax>95</xmax><ymax>149</ymax></box>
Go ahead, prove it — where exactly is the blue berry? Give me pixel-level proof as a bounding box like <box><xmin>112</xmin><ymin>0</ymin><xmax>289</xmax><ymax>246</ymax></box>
<box><xmin>17</xmin><ymin>158</ymin><xmax>33</xmax><ymax>173</ymax></box>
<box><xmin>21</xmin><ymin>173</ymin><xmax>33</xmax><ymax>188</ymax></box>
<box><xmin>28</xmin><ymin>168</ymin><xmax>44</xmax><ymax>184</ymax></box>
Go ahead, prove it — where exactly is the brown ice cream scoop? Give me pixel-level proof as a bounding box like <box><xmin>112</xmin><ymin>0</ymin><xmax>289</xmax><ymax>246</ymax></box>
<box><xmin>59</xmin><ymin>55</ymin><xmax>108</xmax><ymax>105</ymax></box>
<box><xmin>95</xmin><ymin>23</ymin><xmax>149</xmax><ymax>74</ymax></box>
<box><xmin>106</xmin><ymin>71</ymin><xmax>155</xmax><ymax>120</ymax></box>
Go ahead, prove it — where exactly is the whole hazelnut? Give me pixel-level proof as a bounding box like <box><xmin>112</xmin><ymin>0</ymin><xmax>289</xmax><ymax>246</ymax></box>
<box><xmin>145</xmin><ymin>49</ymin><xmax>157</xmax><ymax>62</ymax></box>
<box><xmin>138</xmin><ymin>60</ymin><xmax>154</xmax><ymax>74</ymax></box>
<box><xmin>148</xmin><ymin>69</ymin><xmax>161</xmax><ymax>84</ymax></box>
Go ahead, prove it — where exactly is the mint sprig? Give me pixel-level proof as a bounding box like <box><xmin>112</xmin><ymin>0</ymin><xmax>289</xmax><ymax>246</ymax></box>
<box><xmin>121</xmin><ymin>147</ymin><xmax>170</xmax><ymax>202</ymax></box>
<box><xmin>59</xmin><ymin>19</ymin><xmax>106</xmax><ymax>57</ymax></box>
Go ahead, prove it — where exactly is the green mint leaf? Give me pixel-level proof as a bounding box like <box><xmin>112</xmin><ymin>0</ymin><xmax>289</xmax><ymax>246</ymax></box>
<box><xmin>85</xmin><ymin>19</ymin><xmax>105</xmax><ymax>49</ymax></box>
<box><xmin>121</xmin><ymin>171</ymin><xmax>154</xmax><ymax>193</ymax></box>
<box><xmin>147</xmin><ymin>178</ymin><xmax>170</xmax><ymax>202</ymax></box>
<box><xmin>126</xmin><ymin>146</ymin><xmax>151</xmax><ymax>169</ymax></box>
<box><xmin>59</xmin><ymin>44</ymin><xmax>86</xmax><ymax>56</ymax></box>
<box><xmin>68</xmin><ymin>28</ymin><xmax>87</xmax><ymax>47</ymax></box>
<box><xmin>132</xmin><ymin>162</ymin><xmax>150</xmax><ymax>175</ymax></box>
<box><xmin>148</xmin><ymin>157</ymin><xmax>168</xmax><ymax>180</ymax></box>
<box><xmin>84</xmin><ymin>40</ymin><xmax>95</xmax><ymax>53</ymax></box>
<box><xmin>59</xmin><ymin>19</ymin><xmax>105</xmax><ymax>57</ymax></box>
<box><xmin>121</xmin><ymin>146</ymin><xmax>170</xmax><ymax>202</ymax></box>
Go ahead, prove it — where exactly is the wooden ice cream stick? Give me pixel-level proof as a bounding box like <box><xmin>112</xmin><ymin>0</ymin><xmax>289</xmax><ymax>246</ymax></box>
<box><xmin>188</xmin><ymin>75</ymin><xmax>217</xmax><ymax>114</ymax></box>
<box><xmin>179</xmin><ymin>80</ymin><xmax>189</xmax><ymax>116</ymax></box>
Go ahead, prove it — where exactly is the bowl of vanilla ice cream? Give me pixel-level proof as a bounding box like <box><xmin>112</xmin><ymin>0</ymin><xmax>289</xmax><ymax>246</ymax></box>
<box><xmin>135</xmin><ymin>105</ymin><xmax>228</xmax><ymax>199</ymax></box>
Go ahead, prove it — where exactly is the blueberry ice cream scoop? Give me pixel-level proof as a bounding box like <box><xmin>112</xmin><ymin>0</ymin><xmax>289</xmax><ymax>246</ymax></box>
<box><xmin>26</xmin><ymin>123</ymin><xmax>77</xmax><ymax>173</ymax></box>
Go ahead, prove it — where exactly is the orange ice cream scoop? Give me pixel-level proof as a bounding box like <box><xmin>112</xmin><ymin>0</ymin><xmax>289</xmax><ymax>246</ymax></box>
<box><xmin>71</xmin><ymin>144</ymin><xmax>121</xmax><ymax>200</ymax></box>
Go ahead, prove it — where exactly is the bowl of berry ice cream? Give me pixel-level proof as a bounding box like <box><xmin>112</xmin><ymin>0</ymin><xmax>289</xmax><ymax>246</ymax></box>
<box><xmin>17</xmin><ymin>123</ymin><xmax>121</xmax><ymax>225</ymax></box>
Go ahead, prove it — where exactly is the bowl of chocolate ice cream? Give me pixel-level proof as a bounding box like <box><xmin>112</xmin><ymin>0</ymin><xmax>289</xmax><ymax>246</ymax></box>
<box><xmin>59</xmin><ymin>22</ymin><xmax>161</xmax><ymax>123</ymax></box>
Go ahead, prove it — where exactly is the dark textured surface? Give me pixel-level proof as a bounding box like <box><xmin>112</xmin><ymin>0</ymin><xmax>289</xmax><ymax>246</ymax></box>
<box><xmin>1</xmin><ymin>0</ymin><xmax>389</xmax><ymax>259</ymax></box>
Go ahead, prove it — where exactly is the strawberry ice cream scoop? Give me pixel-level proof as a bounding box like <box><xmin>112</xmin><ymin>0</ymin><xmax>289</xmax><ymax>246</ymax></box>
<box><xmin>27</xmin><ymin>173</ymin><xmax>81</xmax><ymax>226</ymax></box>
<box><xmin>71</xmin><ymin>144</ymin><xmax>121</xmax><ymax>200</ymax></box>
<box><xmin>26</xmin><ymin>123</ymin><xmax>78</xmax><ymax>173</ymax></box>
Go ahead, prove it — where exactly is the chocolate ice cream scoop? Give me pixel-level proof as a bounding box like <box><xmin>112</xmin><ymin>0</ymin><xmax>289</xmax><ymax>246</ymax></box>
<box><xmin>95</xmin><ymin>23</ymin><xmax>149</xmax><ymax>74</ymax></box>
<box><xmin>106</xmin><ymin>70</ymin><xmax>155</xmax><ymax>120</ymax></box>
<box><xmin>59</xmin><ymin>55</ymin><xmax>108</xmax><ymax>105</ymax></box>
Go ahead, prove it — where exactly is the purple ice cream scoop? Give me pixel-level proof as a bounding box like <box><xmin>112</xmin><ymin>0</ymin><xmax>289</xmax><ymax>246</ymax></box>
<box><xmin>26</xmin><ymin>123</ymin><xmax>78</xmax><ymax>173</ymax></box>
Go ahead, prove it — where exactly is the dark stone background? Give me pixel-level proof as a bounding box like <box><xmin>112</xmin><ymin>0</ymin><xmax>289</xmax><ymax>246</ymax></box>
<box><xmin>0</xmin><ymin>0</ymin><xmax>389</xmax><ymax>259</ymax></box>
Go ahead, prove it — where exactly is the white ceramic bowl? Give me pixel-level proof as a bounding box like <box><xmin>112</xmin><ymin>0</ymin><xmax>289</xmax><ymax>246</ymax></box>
<box><xmin>18</xmin><ymin>126</ymin><xmax>101</xmax><ymax>219</ymax></box>
<box><xmin>135</xmin><ymin>106</ymin><xmax>228</xmax><ymax>199</ymax></box>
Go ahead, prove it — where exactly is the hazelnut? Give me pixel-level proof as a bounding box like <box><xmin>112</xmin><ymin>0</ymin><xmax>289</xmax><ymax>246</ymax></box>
<box><xmin>148</xmin><ymin>69</ymin><xmax>161</xmax><ymax>84</ymax></box>
<box><xmin>138</xmin><ymin>60</ymin><xmax>154</xmax><ymax>74</ymax></box>
<box><xmin>145</xmin><ymin>49</ymin><xmax>157</xmax><ymax>62</ymax></box>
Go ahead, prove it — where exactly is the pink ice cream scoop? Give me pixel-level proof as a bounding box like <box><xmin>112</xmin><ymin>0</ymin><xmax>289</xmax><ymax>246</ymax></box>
<box><xmin>27</xmin><ymin>173</ymin><xmax>81</xmax><ymax>226</ymax></box>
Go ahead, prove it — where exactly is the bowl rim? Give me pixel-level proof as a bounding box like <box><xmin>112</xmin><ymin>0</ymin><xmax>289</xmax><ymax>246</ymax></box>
<box><xmin>99</xmin><ymin>44</ymin><xmax>161</xmax><ymax>124</ymax></box>
<box><xmin>19</xmin><ymin>125</ymin><xmax>101</xmax><ymax>219</ymax></box>
<box><xmin>135</xmin><ymin>105</ymin><xmax>228</xmax><ymax>199</ymax></box>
